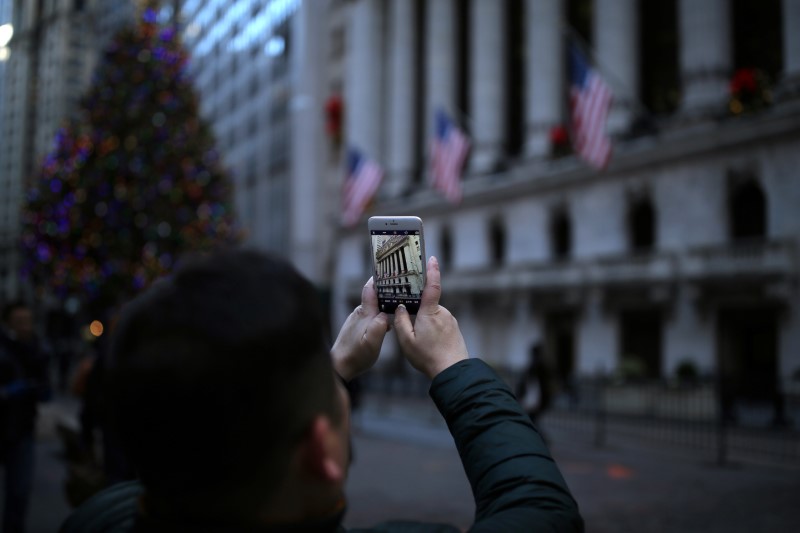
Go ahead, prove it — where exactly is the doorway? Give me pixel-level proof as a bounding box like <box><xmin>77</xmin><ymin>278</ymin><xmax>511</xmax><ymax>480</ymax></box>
<box><xmin>619</xmin><ymin>309</ymin><xmax>663</xmax><ymax>379</ymax></box>
<box><xmin>545</xmin><ymin>311</ymin><xmax>577</xmax><ymax>403</ymax></box>
<box><xmin>717</xmin><ymin>308</ymin><xmax>778</xmax><ymax>402</ymax></box>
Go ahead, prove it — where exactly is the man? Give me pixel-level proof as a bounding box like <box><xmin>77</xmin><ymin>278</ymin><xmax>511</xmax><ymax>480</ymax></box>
<box><xmin>61</xmin><ymin>250</ymin><xmax>582</xmax><ymax>532</ymax></box>
<box><xmin>1</xmin><ymin>301</ymin><xmax>51</xmax><ymax>533</ymax></box>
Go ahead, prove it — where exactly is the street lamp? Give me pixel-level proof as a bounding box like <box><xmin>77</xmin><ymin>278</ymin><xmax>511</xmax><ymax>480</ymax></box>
<box><xmin>0</xmin><ymin>23</ymin><xmax>13</xmax><ymax>47</ymax></box>
<box><xmin>0</xmin><ymin>23</ymin><xmax>12</xmax><ymax>61</ymax></box>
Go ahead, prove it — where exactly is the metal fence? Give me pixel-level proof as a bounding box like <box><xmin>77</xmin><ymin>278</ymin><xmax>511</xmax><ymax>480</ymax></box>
<box><xmin>359</xmin><ymin>369</ymin><xmax>800</xmax><ymax>467</ymax></box>
<box><xmin>543</xmin><ymin>377</ymin><xmax>800</xmax><ymax>467</ymax></box>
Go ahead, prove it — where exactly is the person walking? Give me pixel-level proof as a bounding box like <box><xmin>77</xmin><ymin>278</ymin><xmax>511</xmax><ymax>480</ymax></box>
<box><xmin>0</xmin><ymin>301</ymin><xmax>51</xmax><ymax>533</ymax></box>
<box><xmin>517</xmin><ymin>343</ymin><xmax>553</xmax><ymax>428</ymax></box>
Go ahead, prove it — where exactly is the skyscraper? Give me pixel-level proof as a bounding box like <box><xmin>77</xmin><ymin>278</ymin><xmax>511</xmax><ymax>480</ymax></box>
<box><xmin>178</xmin><ymin>0</ymin><xmax>333</xmax><ymax>286</ymax></box>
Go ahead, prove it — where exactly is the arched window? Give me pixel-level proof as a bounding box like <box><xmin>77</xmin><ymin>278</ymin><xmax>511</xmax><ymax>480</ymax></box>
<box><xmin>628</xmin><ymin>197</ymin><xmax>656</xmax><ymax>252</ymax></box>
<box><xmin>730</xmin><ymin>178</ymin><xmax>767</xmax><ymax>241</ymax></box>
<box><xmin>440</xmin><ymin>226</ymin><xmax>453</xmax><ymax>270</ymax></box>
<box><xmin>550</xmin><ymin>208</ymin><xmax>572</xmax><ymax>260</ymax></box>
<box><xmin>489</xmin><ymin>217</ymin><xmax>506</xmax><ymax>266</ymax></box>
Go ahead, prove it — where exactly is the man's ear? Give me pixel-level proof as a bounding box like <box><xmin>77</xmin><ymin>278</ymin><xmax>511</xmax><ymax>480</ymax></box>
<box><xmin>302</xmin><ymin>415</ymin><xmax>346</xmax><ymax>484</ymax></box>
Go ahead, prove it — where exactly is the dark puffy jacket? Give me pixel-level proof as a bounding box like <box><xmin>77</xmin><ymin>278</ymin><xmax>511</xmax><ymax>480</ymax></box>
<box><xmin>60</xmin><ymin>358</ymin><xmax>583</xmax><ymax>532</ymax></box>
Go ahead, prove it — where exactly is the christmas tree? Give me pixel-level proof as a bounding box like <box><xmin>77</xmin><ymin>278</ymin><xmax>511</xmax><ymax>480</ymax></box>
<box><xmin>20</xmin><ymin>6</ymin><xmax>239</xmax><ymax>314</ymax></box>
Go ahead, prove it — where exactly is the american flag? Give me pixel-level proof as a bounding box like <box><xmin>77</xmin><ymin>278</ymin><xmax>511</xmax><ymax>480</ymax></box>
<box><xmin>431</xmin><ymin>109</ymin><xmax>470</xmax><ymax>204</ymax></box>
<box><xmin>342</xmin><ymin>147</ymin><xmax>383</xmax><ymax>227</ymax></box>
<box><xmin>569</xmin><ymin>43</ymin><xmax>613</xmax><ymax>170</ymax></box>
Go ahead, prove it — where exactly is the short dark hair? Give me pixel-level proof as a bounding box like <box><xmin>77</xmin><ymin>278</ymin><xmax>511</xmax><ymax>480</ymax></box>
<box><xmin>106</xmin><ymin>249</ymin><xmax>337</xmax><ymax>513</ymax></box>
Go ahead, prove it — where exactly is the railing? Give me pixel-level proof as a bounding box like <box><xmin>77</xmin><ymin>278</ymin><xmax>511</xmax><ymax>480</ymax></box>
<box><xmin>683</xmin><ymin>239</ymin><xmax>799</xmax><ymax>280</ymax></box>
<box><xmin>357</xmin><ymin>370</ymin><xmax>800</xmax><ymax>467</ymax></box>
<box><xmin>545</xmin><ymin>377</ymin><xmax>800</xmax><ymax>467</ymax></box>
<box><xmin>438</xmin><ymin>240</ymin><xmax>798</xmax><ymax>296</ymax></box>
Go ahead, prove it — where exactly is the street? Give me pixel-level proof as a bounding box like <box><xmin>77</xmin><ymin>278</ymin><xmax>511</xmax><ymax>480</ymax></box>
<box><xmin>10</xmin><ymin>394</ymin><xmax>800</xmax><ymax>532</ymax></box>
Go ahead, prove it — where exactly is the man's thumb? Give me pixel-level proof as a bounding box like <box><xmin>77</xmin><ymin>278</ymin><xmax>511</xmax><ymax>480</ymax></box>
<box><xmin>393</xmin><ymin>304</ymin><xmax>414</xmax><ymax>344</ymax></box>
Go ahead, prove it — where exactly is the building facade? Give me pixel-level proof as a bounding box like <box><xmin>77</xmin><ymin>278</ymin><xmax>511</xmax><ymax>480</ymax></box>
<box><xmin>0</xmin><ymin>0</ymin><xmax>104</xmax><ymax>300</ymax></box>
<box><xmin>333</xmin><ymin>0</ymin><xmax>800</xmax><ymax>412</ymax></box>
<box><xmin>374</xmin><ymin>234</ymin><xmax>424</xmax><ymax>300</ymax></box>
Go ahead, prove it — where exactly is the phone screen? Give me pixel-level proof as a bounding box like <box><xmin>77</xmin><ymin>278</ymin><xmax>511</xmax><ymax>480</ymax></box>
<box><xmin>370</xmin><ymin>228</ymin><xmax>425</xmax><ymax>314</ymax></box>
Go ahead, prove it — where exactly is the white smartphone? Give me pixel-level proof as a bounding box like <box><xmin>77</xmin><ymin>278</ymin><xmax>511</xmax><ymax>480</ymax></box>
<box><xmin>368</xmin><ymin>216</ymin><xmax>427</xmax><ymax>314</ymax></box>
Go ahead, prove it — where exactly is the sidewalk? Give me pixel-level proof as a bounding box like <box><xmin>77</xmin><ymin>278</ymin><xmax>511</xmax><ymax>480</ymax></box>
<box><xmin>353</xmin><ymin>392</ymin><xmax>800</xmax><ymax>532</ymax></box>
<box><xmin>25</xmin><ymin>393</ymin><xmax>82</xmax><ymax>533</ymax></box>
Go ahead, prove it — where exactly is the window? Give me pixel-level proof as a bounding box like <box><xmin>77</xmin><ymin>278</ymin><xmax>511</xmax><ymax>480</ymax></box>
<box><xmin>639</xmin><ymin>0</ymin><xmax>679</xmax><ymax>116</ymax></box>
<box><xmin>456</xmin><ymin>1</ymin><xmax>470</xmax><ymax>128</ymax></box>
<box><xmin>550</xmin><ymin>208</ymin><xmax>572</xmax><ymax>260</ymax></box>
<box><xmin>567</xmin><ymin>0</ymin><xmax>592</xmax><ymax>46</ymax></box>
<box><xmin>620</xmin><ymin>310</ymin><xmax>662</xmax><ymax>379</ymax></box>
<box><xmin>628</xmin><ymin>196</ymin><xmax>655</xmax><ymax>252</ymax></box>
<box><xmin>440</xmin><ymin>226</ymin><xmax>453</xmax><ymax>270</ymax></box>
<box><xmin>414</xmin><ymin>0</ymin><xmax>426</xmax><ymax>185</ymax></box>
<box><xmin>729</xmin><ymin>177</ymin><xmax>767</xmax><ymax>241</ymax></box>
<box><xmin>732</xmin><ymin>0</ymin><xmax>782</xmax><ymax>82</ymax></box>
<box><xmin>249</xmin><ymin>73</ymin><xmax>259</xmax><ymax>96</ymax></box>
<box><xmin>330</xmin><ymin>26</ymin><xmax>345</xmax><ymax>59</ymax></box>
<box><xmin>489</xmin><ymin>217</ymin><xmax>506</xmax><ymax>266</ymax></box>
<box><xmin>506</xmin><ymin>0</ymin><xmax>524</xmax><ymax>156</ymax></box>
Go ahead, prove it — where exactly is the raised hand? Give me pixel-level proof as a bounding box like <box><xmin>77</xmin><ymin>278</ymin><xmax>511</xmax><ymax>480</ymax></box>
<box><xmin>394</xmin><ymin>256</ymin><xmax>469</xmax><ymax>379</ymax></box>
<box><xmin>330</xmin><ymin>277</ymin><xmax>390</xmax><ymax>381</ymax></box>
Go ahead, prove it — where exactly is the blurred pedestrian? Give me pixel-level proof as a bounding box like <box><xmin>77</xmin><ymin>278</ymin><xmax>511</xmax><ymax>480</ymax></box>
<box><xmin>516</xmin><ymin>343</ymin><xmax>553</xmax><ymax>428</ymax></box>
<box><xmin>61</xmin><ymin>250</ymin><xmax>582</xmax><ymax>532</ymax></box>
<box><xmin>0</xmin><ymin>301</ymin><xmax>51</xmax><ymax>533</ymax></box>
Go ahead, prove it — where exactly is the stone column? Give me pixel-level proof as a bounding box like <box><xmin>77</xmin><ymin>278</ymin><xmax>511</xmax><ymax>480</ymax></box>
<box><xmin>594</xmin><ymin>0</ymin><xmax>638</xmax><ymax>135</ymax></box>
<box><xmin>778</xmin><ymin>0</ymin><xmax>800</xmax><ymax>99</ymax></box>
<box><xmin>386</xmin><ymin>0</ymin><xmax>417</xmax><ymax>196</ymax></box>
<box><xmin>678</xmin><ymin>0</ymin><xmax>732</xmax><ymax>116</ymax></box>
<box><xmin>524</xmin><ymin>0</ymin><xmax>565</xmax><ymax>159</ymax></box>
<box><xmin>425</xmin><ymin>0</ymin><xmax>457</xmax><ymax>146</ymax></box>
<box><xmin>469</xmin><ymin>0</ymin><xmax>506</xmax><ymax>173</ymax></box>
<box><xmin>346</xmin><ymin>0</ymin><xmax>383</xmax><ymax>159</ymax></box>
<box><xmin>289</xmin><ymin>0</ymin><xmax>325</xmax><ymax>283</ymax></box>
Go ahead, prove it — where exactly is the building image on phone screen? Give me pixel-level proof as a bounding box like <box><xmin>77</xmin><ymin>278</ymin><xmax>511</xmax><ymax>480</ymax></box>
<box><xmin>373</xmin><ymin>234</ymin><xmax>424</xmax><ymax>301</ymax></box>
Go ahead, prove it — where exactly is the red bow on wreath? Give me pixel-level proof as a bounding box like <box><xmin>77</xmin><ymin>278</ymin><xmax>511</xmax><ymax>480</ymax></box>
<box><xmin>325</xmin><ymin>95</ymin><xmax>343</xmax><ymax>143</ymax></box>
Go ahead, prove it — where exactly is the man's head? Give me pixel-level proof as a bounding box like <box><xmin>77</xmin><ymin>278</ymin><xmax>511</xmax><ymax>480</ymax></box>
<box><xmin>2</xmin><ymin>301</ymin><xmax>34</xmax><ymax>342</ymax></box>
<box><xmin>107</xmin><ymin>249</ymin><xmax>351</xmax><ymax>524</ymax></box>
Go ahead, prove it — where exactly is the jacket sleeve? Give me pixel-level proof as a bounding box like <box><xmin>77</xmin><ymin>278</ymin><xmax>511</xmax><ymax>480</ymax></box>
<box><xmin>429</xmin><ymin>359</ymin><xmax>583</xmax><ymax>533</ymax></box>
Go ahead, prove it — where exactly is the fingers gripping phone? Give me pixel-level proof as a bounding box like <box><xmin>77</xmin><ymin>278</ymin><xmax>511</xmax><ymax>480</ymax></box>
<box><xmin>368</xmin><ymin>216</ymin><xmax>427</xmax><ymax>314</ymax></box>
